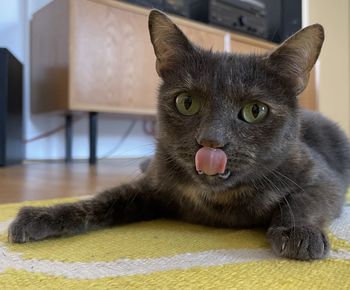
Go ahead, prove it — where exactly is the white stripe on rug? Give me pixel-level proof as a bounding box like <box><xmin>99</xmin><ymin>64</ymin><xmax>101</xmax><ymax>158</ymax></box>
<box><xmin>0</xmin><ymin>242</ymin><xmax>350</xmax><ymax>279</ymax></box>
<box><xmin>329</xmin><ymin>207</ymin><xmax>350</xmax><ymax>242</ymax></box>
<box><xmin>0</xmin><ymin>219</ymin><xmax>277</xmax><ymax>279</ymax></box>
<box><xmin>0</xmin><ymin>220</ymin><xmax>12</xmax><ymax>234</ymax></box>
<box><xmin>0</xmin><ymin>245</ymin><xmax>275</xmax><ymax>279</ymax></box>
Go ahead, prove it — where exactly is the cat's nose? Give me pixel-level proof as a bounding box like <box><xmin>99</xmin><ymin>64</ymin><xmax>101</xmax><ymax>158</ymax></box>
<box><xmin>196</xmin><ymin>137</ymin><xmax>226</xmax><ymax>148</ymax></box>
<box><xmin>197</xmin><ymin>121</ymin><xmax>227</xmax><ymax>148</ymax></box>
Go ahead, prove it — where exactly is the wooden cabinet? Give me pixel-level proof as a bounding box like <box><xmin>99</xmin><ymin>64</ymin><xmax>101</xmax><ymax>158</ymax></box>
<box><xmin>69</xmin><ymin>0</ymin><xmax>226</xmax><ymax>114</ymax></box>
<box><xmin>230</xmin><ymin>35</ymin><xmax>275</xmax><ymax>54</ymax></box>
<box><xmin>31</xmin><ymin>0</ymin><xmax>317</xmax><ymax>115</ymax></box>
<box><xmin>31</xmin><ymin>0</ymin><xmax>227</xmax><ymax>115</ymax></box>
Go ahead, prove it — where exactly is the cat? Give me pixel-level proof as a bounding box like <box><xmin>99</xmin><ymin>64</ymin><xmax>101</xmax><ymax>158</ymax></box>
<box><xmin>8</xmin><ymin>10</ymin><xmax>350</xmax><ymax>261</ymax></box>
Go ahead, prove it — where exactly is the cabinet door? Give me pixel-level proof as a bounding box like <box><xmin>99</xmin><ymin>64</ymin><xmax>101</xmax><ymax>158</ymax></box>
<box><xmin>230</xmin><ymin>38</ymin><xmax>271</xmax><ymax>54</ymax></box>
<box><xmin>177</xmin><ymin>23</ymin><xmax>225</xmax><ymax>52</ymax></box>
<box><xmin>70</xmin><ymin>0</ymin><xmax>159</xmax><ymax>114</ymax></box>
<box><xmin>69</xmin><ymin>0</ymin><xmax>225</xmax><ymax>114</ymax></box>
<box><xmin>230</xmin><ymin>37</ymin><xmax>317</xmax><ymax>110</ymax></box>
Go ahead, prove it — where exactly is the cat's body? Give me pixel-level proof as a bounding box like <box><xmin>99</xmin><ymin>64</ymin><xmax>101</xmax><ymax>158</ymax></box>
<box><xmin>8</xmin><ymin>11</ymin><xmax>350</xmax><ymax>261</ymax></box>
<box><xmin>143</xmin><ymin>110</ymin><xmax>350</xmax><ymax>229</ymax></box>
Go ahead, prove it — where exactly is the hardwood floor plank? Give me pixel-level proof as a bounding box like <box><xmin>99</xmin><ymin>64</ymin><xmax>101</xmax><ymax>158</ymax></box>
<box><xmin>0</xmin><ymin>159</ymin><xmax>143</xmax><ymax>204</ymax></box>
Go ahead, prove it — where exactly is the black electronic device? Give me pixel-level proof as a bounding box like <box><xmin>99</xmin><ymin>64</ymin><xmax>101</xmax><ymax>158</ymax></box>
<box><xmin>121</xmin><ymin>0</ymin><xmax>301</xmax><ymax>43</ymax></box>
<box><xmin>121</xmin><ymin>0</ymin><xmax>164</xmax><ymax>9</ymax></box>
<box><xmin>209</xmin><ymin>0</ymin><xmax>268</xmax><ymax>38</ymax></box>
<box><xmin>121</xmin><ymin>0</ymin><xmax>208</xmax><ymax>22</ymax></box>
<box><xmin>164</xmin><ymin>0</ymin><xmax>208</xmax><ymax>22</ymax></box>
<box><xmin>265</xmin><ymin>0</ymin><xmax>302</xmax><ymax>43</ymax></box>
<box><xmin>0</xmin><ymin>48</ymin><xmax>24</xmax><ymax>166</ymax></box>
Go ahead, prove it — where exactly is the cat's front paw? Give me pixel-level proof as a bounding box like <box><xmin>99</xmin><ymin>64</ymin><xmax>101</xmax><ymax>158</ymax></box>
<box><xmin>267</xmin><ymin>225</ymin><xmax>329</xmax><ymax>260</ymax></box>
<box><xmin>8</xmin><ymin>206</ymin><xmax>54</xmax><ymax>243</ymax></box>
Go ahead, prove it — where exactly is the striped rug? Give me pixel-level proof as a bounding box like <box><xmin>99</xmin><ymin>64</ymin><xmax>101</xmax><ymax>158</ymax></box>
<box><xmin>0</xmin><ymin>194</ymin><xmax>350</xmax><ymax>289</ymax></box>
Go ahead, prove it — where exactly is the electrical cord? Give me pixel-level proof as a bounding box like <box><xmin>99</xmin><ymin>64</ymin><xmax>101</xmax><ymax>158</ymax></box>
<box><xmin>23</xmin><ymin>116</ymin><xmax>84</xmax><ymax>143</ymax></box>
<box><xmin>24</xmin><ymin>116</ymin><xmax>153</xmax><ymax>162</ymax></box>
<box><xmin>98</xmin><ymin>120</ymin><xmax>137</xmax><ymax>160</ymax></box>
<box><xmin>142</xmin><ymin>119</ymin><xmax>157</xmax><ymax>136</ymax></box>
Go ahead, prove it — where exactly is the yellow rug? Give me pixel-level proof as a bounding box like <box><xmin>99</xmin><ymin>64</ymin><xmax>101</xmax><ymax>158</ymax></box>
<box><xmin>1</xmin><ymin>194</ymin><xmax>350</xmax><ymax>289</ymax></box>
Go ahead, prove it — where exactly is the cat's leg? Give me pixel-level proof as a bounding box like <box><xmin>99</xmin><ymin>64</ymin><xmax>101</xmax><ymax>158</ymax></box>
<box><xmin>266</xmin><ymin>186</ymin><xmax>341</xmax><ymax>260</ymax></box>
<box><xmin>8</xmin><ymin>177</ymin><xmax>175</xmax><ymax>243</ymax></box>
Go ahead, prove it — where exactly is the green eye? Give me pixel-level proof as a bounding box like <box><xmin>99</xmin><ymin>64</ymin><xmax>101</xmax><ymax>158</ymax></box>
<box><xmin>175</xmin><ymin>93</ymin><xmax>201</xmax><ymax>116</ymax></box>
<box><xmin>240</xmin><ymin>101</ymin><xmax>269</xmax><ymax>123</ymax></box>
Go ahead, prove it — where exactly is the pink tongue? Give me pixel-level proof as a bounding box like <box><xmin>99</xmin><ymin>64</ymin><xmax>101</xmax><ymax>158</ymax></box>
<box><xmin>195</xmin><ymin>147</ymin><xmax>227</xmax><ymax>176</ymax></box>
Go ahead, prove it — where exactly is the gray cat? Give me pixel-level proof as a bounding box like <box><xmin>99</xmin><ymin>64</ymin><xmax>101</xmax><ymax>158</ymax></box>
<box><xmin>8</xmin><ymin>10</ymin><xmax>350</xmax><ymax>261</ymax></box>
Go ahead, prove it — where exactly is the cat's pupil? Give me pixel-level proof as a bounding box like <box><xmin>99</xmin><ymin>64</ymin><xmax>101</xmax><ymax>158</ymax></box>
<box><xmin>184</xmin><ymin>96</ymin><xmax>192</xmax><ymax>110</ymax></box>
<box><xmin>252</xmin><ymin>104</ymin><xmax>260</xmax><ymax>118</ymax></box>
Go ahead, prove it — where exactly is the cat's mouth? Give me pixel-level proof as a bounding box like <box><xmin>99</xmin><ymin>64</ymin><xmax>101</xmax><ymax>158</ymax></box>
<box><xmin>198</xmin><ymin>169</ymin><xmax>231</xmax><ymax>180</ymax></box>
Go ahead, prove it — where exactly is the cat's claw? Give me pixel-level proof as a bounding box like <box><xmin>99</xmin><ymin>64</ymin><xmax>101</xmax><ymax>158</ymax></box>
<box><xmin>297</xmin><ymin>240</ymin><xmax>302</xmax><ymax>248</ymax></box>
<box><xmin>281</xmin><ymin>241</ymin><xmax>287</xmax><ymax>252</ymax></box>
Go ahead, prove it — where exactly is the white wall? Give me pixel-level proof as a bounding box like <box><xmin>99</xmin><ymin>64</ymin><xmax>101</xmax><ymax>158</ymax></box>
<box><xmin>305</xmin><ymin>0</ymin><xmax>350</xmax><ymax>135</ymax></box>
<box><xmin>0</xmin><ymin>0</ymin><xmax>25</xmax><ymax>61</ymax></box>
<box><xmin>0</xmin><ymin>0</ymin><xmax>155</xmax><ymax>160</ymax></box>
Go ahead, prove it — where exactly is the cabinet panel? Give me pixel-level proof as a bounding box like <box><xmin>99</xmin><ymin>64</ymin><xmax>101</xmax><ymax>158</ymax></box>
<box><xmin>31</xmin><ymin>0</ymin><xmax>69</xmax><ymax>113</ymax></box>
<box><xmin>179</xmin><ymin>25</ymin><xmax>225</xmax><ymax>51</ymax></box>
<box><xmin>70</xmin><ymin>0</ymin><xmax>159</xmax><ymax>114</ymax></box>
<box><xmin>231</xmin><ymin>40</ymin><xmax>270</xmax><ymax>54</ymax></box>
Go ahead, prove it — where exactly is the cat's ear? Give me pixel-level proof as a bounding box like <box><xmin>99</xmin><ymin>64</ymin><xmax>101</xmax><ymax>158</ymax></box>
<box><xmin>267</xmin><ymin>24</ymin><xmax>324</xmax><ymax>95</ymax></box>
<box><xmin>148</xmin><ymin>10</ymin><xmax>194</xmax><ymax>77</ymax></box>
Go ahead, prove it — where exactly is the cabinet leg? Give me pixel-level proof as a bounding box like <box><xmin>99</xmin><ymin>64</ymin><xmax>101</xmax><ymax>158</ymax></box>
<box><xmin>65</xmin><ymin>114</ymin><xmax>73</xmax><ymax>163</ymax></box>
<box><xmin>89</xmin><ymin>112</ymin><xmax>98</xmax><ymax>165</ymax></box>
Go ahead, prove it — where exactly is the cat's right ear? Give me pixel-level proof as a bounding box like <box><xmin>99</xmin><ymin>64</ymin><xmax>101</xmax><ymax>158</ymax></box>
<box><xmin>148</xmin><ymin>10</ymin><xmax>193</xmax><ymax>77</ymax></box>
<box><xmin>267</xmin><ymin>24</ymin><xmax>324</xmax><ymax>96</ymax></box>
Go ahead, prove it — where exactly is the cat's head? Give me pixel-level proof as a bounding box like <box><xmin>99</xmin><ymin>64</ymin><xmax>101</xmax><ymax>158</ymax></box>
<box><xmin>148</xmin><ymin>10</ymin><xmax>324</xmax><ymax>192</ymax></box>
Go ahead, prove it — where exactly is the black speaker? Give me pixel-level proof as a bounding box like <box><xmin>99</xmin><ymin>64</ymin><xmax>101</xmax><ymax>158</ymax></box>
<box><xmin>0</xmin><ymin>48</ymin><xmax>24</xmax><ymax>166</ymax></box>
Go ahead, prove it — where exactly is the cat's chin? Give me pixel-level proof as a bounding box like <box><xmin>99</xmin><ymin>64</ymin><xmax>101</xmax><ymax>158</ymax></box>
<box><xmin>192</xmin><ymin>168</ymin><xmax>241</xmax><ymax>192</ymax></box>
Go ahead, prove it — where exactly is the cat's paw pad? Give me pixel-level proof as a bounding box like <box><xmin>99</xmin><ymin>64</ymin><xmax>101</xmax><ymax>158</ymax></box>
<box><xmin>267</xmin><ymin>225</ymin><xmax>329</xmax><ymax>260</ymax></box>
<box><xmin>8</xmin><ymin>207</ymin><xmax>53</xmax><ymax>243</ymax></box>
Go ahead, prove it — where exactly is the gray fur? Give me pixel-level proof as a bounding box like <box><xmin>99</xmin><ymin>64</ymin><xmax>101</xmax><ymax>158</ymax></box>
<box><xmin>8</xmin><ymin>11</ymin><xmax>350</xmax><ymax>261</ymax></box>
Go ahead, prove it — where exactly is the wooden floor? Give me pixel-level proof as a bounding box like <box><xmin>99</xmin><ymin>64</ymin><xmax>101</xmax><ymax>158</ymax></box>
<box><xmin>0</xmin><ymin>159</ymin><xmax>143</xmax><ymax>204</ymax></box>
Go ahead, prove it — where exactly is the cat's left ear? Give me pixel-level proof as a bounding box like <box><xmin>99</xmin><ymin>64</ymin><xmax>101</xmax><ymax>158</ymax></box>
<box><xmin>148</xmin><ymin>10</ymin><xmax>194</xmax><ymax>77</ymax></box>
<box><xmin>267</xmin><ymin>24</ymin><xmax>324</xmax><ymax>95</ymax></box>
